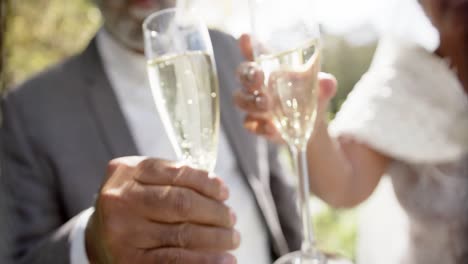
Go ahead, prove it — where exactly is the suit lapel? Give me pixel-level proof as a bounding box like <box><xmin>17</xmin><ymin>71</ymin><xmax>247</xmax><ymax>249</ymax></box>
<box><xmin>210</xmin><ymin>31</ymin><xmax>290</xmax><ymax>255</ymax></box>
<box><xmin>217</xmin><ymin>72</ymin><xmax>290</xmax><ymax>256</ymax></box>
<box><xmin>81</xmin><ymin>39</ymin><xmax>139</xmax><ymax>158</ymax></box>
<box><xmin>218</xmin><ymin>78</ymin><xmax>259</xmax><ymax>181</ymax></box>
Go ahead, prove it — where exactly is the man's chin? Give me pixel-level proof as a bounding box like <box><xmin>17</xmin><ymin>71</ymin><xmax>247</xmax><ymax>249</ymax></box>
<box><xmin>160</xmin><ymin>0</ymin><xmax>176</xmax><ymax>9</ymax></box>
<box><xmin>129</xmin><ymin>6</ymin><xmax>162</xmax><ymax>22</ymax></box>
<box><xmin>106</xmin><ymin>27</ymin><xmax>145</xmax><ymax>54</ymax></box>
<box><xmin>129</xmin><ymin>0</ymin><xmax>175</xmax><ymax>20</ymax></box>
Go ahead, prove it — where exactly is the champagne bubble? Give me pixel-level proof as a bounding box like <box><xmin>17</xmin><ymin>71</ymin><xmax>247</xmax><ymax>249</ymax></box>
<box><xmin>147</xmin><ymin>51</ymin><xmax>219</xmax><ymax>172</ymax></box>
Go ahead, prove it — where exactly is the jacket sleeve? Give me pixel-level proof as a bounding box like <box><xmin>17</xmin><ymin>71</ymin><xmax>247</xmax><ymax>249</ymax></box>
<box><xmin>0</xmin><ymin>93</ymin><xmax>79</xmax><ymax>264</ymax></box>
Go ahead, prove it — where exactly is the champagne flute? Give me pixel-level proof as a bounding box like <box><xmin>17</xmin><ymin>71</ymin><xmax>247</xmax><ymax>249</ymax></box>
<box><xmin>249</xmin><ymin>0</ymin><xmax>326</xmax><ymax>263</ymax></box>
<box><xmin>143</xmin><ymin>8</ymin><xmax>220</xmax><ymax>172</ymax></box>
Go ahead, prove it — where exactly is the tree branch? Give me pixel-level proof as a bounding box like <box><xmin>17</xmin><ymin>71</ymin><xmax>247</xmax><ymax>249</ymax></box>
<box><xmin>0</xmin><ymin>0</ymin><xmax>8</xmax><ymax>94</ymax></box>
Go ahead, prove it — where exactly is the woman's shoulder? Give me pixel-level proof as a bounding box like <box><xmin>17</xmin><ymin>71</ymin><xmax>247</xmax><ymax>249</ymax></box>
<box><xmin>367</xmin><ymin>37</ymin><xmax>463</xmax><ymax>101</ymax></box>
<box><xmin>330</xmin><ymin>38</ymin><xmax>468</xmax><ymax>163</ymax></box>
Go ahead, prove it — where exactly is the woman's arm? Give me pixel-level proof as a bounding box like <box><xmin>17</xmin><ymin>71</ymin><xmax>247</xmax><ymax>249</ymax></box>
<box><xmin>235</xmin><ymin>34</ymin><xmax>391</xmax><ymax>209</ymax></box>
<box><xmin>306</xmin><ymin>119</ymin><xmax>390</xmax><ymax>208</ymax></box>
<box><xmin>234</xmin><ymin>66</ymin><xmax>390</xmax><ymax>208</ymax></box>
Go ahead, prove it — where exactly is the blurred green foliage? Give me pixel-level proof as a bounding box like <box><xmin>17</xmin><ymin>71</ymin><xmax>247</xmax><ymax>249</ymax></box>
<box><xmin>5</xmin><ymin>0</ymin><xmax>101</xmax><ymax>87</ymax></box>
<box><xmin>323</xmin><ymin>36</ymin><xmax>377</xmax><ymax>117</ymax></box>
<box><xmin>1</xmin><ymin>0</ymin><xmax>7</xmax><ymax>92</ymax></box>
<box><xmin>5</xmin><ymin>0</ymin><xmax>378</xmax><ymax>262</ymax></box>
<box><xmin>314</xmin><ymin>200</ymin><xmax>358</xmax><ymax>260</ymax></box>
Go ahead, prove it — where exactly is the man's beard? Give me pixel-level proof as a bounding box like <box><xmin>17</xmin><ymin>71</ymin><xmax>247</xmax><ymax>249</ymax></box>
<box><xmin>103</xmin><ymin>1</ymin><xmax>176</xmax><ymax>53</ymax></box>
<box><xmin>106</xmin><ymin>17</ymin><xmax>146</xmax><ymax>53</ymax></box>
<box><xmin>159</xmin><ymin>0</ymin><xmax>176</xmax><ymax>9</ymax></box>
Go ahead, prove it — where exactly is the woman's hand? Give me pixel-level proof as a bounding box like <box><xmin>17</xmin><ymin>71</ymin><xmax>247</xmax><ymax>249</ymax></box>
<box><xmin>233</xmin><ymin>34</ymin><xmax>338</xmax><ymax>143</ymax></box>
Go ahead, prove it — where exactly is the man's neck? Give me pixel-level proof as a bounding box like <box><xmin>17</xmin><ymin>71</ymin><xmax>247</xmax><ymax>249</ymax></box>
<box><xmin>97</xmin><ymin>29</ymin><xmax>148</xmax><ymax>84</ymax></box>
<box><xmin>104</xmin><ymin>26</ymin><xmax>145</xmax><ymax>55</ymax></box>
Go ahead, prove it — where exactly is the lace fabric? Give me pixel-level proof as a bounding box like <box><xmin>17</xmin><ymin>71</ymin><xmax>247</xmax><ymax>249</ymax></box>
<box><xmin>329</xmin><ymin>37</ymin><xmax>468</xmax><ymax>263</ymax></box>
<box><xmin>329</xmin><ymin>37</ymin><xmax>468</xmax><ymax>164</ymax></box>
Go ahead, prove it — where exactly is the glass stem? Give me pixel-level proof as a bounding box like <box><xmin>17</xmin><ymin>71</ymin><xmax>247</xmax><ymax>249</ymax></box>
<box><xmin>290</xmin><ymin>145</ymin><xmax>316</xmax><ymax>255</ymax></box>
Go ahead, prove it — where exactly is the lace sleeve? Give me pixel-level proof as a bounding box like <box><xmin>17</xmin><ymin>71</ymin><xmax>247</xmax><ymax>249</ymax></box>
<box><xmin>329</xmin><ymin>39</ymin><xmax>468</xmax><ymax>164</ymax></box>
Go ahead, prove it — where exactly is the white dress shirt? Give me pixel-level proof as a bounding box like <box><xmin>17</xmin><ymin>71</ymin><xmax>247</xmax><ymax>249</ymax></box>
<box><xmin>69</xmin><ymin>29</ymin><xmax>272</xmax><ymax>264</ymax></box>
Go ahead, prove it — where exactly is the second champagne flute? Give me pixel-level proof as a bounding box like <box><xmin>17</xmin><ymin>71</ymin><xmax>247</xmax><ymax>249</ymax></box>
<box><xmin>249</xmin><ymin>0</ymin><xmax>326</xmax><ymax>263</ymax></box>
<box><xmin>143</xmin><ymin>8</ymin><xmax>220</xmax><ymax>172</ymax></box>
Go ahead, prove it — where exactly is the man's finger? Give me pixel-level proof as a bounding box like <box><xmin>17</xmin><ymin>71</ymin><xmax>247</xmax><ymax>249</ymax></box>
<box><xmin>133</xmin><ymin>158</ymin><xmax>229</xmax><ymax>201</ymax></box>
<box><xmin>139</xmin><ymin>222</ymin><xmax>240</xmax><ymax>251</ymax></box>
<box><xmin>239</xmin><ymin>34</ymin><xmax>254</xmax><ymax>61</ymax></box>
<box><xmin>147</xmin><ymin>248</ymin><xmax>237</xmax><ymax>264</ymax></box>
<box><xmin>132</xmin><ymin>185</ymin><xmax>236</xmax><ymax>228</ymax></box>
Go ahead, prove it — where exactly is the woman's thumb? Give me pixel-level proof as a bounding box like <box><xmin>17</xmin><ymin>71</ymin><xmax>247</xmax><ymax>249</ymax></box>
<box><xmin>317</xmin><ymin>72</ymin><xmax>337</xmax><ymax>113</ymax></box>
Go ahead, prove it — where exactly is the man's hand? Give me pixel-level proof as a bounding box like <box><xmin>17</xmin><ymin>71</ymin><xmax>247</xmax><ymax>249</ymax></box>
<box><xmin>86</xmin><ymin>157</ymin><xmax>239</xmax><ymax>264</ymax></box>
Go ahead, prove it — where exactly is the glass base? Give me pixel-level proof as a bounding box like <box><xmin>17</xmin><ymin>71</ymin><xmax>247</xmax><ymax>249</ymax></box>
<box><xmin>274</xmin><ymin>251</ymin><xmax>327</xmax><ymax>264</ymax></box>
<box><xmin>274</xmin><ymin>251</ymin><xmax>353</xmax><ymax>264</ymax></box>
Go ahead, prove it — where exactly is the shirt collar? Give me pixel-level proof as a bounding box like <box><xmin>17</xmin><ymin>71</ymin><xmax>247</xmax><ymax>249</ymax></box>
<box><xmin>96</xmin><ymin>29</ymin><xmax>148</xmax><ymax>87</ymax></box>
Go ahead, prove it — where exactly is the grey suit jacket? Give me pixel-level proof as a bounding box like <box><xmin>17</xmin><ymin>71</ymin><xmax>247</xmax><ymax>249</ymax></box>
<box><xmin>0</xmin><ymin>30</ymin><xmax>301</xmax><ymax>263</ymax></box>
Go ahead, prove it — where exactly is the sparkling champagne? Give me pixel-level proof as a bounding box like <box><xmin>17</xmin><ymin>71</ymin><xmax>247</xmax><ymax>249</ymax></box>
<box><xmin>257</xmin><ymin>40</ymin><xmax>321</xmax><ymax>149</ymax></box>
<box><xmin>147</xmin><ymin>51</ymin><xmax>219</xmax><ymax>171</ymax></box>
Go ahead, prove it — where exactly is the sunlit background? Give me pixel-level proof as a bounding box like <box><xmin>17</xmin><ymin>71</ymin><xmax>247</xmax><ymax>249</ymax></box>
<box><xmin>3</xmin><ymin>0</ymin><xmax>437</xmax><ymax>261</ymax></box>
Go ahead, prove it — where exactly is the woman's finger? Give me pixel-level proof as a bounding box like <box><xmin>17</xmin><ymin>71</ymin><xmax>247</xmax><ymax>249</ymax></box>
<box><xmin>318</xmin><ymin>72</ymin><xmax>338</xmax><ymax>101</ymax></box>
<box><xmin>239</xmin><ymin>34</ymin><xmax>254</xmax><ymax>61</ymax></box>
<box><xmin>236</xmin><ymin>62</ymin><xmax>265</xmax><ymax>93</ymax></box>
<box><xmin>317</xmin><ymin>72</ymin><xmax>338</xmax><ymax>116</ymax></box>
<box><xmin>244</xmin><ymin>115</ymin><xmax>284</xmax><ymax>143</ymax></box>
<box><xmin>233</xmin><ymin>90</ymin><xmax>270</xmax><ymax>114</ymax></box>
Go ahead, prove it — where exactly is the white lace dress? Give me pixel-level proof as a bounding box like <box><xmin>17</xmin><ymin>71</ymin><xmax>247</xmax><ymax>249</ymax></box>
<box><xmin>329</xmin><ymin>38</ymin><xmax>468</xmax><ymax>264</ymax></box>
